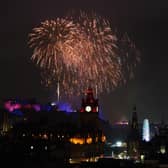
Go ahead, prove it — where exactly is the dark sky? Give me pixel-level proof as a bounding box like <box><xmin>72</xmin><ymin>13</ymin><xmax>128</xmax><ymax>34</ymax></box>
<box><xmin>1</xmin><ymin>0</ymin><xmax>168</xmax><ymax>124</ymax></box>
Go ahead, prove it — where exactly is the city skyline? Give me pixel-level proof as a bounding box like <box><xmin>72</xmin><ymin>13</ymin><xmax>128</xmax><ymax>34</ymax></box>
<box><xmin>1</xmin><ymin>0</ymin><xmax>168</xmax><ymax>123</ymax></box>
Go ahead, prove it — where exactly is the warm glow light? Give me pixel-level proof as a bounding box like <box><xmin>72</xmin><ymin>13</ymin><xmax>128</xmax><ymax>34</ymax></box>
<box><xmin>70</xmin><ymin>138</ymin><xmax>85</xmax><ymax>145</ymax></box>
<box><xmin>102</xmin><ymin>135</ymin><xmax>106</xmax><ymax>142</ymax></box>
<box><xmin>86</xmin><ymin>137</ymin><xmax>92</xmax><ymax>144</ymax></box>
<box><xmin>42</xmin><ymin>134</ymin><xmax>48</xmax><ymax>139</ymax></box>
<box><xmin>115</xmin><ymin>121</ymin><xmax>129</xmax><ymax>125</ymax></box>
<box><xmin>95</xmin><ymin>137</ymin><xmax>98</xmax><ymax>142</ymax></box>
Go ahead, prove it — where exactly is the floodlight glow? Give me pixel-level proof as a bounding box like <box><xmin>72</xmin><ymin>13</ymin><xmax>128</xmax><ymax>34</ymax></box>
<box><xmin>116</xmin><ymin>141</ymin><xmax>122</xmax><ymax>147</ymax></box>
<box><xmin>142</xmin><ymin>119</ymin><xmax>150</xmax><ymax>142</ymax></box>
<box><xmin>51</xmin><ymin>102</ymin><xmax>56</xmax><ymax>106</ymax></box>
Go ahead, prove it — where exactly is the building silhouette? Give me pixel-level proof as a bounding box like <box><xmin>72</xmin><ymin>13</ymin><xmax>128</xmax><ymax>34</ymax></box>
<box><xmin>0</xmin><ymin>88</ymin><xmax>105</xmax><ymax>164</ymax></box>
<box><xmin>127</xmin><ymin>106</ymin><xmax>140</xmax><ymax>159</ymax></box>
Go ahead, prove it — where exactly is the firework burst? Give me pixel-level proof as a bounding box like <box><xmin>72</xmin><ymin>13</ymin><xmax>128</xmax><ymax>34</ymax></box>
<box><xmin>28</xmin><ymin>18</ymin><xmax>94</xmax><ymax>96</ymax></box>
<box><xmin>28</xmin><ymin>12</ymin><xmax>140</xmax><ymax>98</ymax></box>
<box><xmin>28</xmin><ymin>18</ymin><xmax>92</xmax><ymax>72</ymax></box>
<box><xmin>67</xmin><ymin>11</ymin><xmax>123</xmax><ymax>93</ymax></box>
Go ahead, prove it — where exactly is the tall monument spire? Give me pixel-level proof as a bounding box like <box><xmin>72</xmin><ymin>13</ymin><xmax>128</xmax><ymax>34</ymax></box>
<box><xmin>131</xmin><ymin>105</ymin><xmax>138</xmax><ymax>130</ymax></box>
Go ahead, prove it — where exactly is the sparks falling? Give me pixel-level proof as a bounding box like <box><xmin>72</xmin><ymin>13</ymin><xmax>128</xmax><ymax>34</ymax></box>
<box><xmin>28</xmin><ymin>11</ymin><xmax>140</xmax><ymax>98</ymax></box>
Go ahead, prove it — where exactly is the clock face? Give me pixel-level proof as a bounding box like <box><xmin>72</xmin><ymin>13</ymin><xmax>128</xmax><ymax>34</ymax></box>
<box><xmin>85</xmin><ymin>106</ymin><xmax>91</xmax><ymax>112</ymax></box>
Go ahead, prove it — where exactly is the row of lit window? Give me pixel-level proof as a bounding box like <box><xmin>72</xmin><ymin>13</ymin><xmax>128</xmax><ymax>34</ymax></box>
<box><xmin>30</xmin><ymin>145</ymin><xmax>48</xmax><ymax>151</ymax></box>
<box><xmin>22</xmin><ymin>133</ymin><xmax>66</xmax><ymax>139</ymax></box>
<box><xmin>22</xmin><ymin>133</ymin><xmax>106</xmax><ymax>144</ymax></box>
<box><xmin>69</xmin><ymin>135</ymin><xmax>106</xmax><ymax>145</ymax></box>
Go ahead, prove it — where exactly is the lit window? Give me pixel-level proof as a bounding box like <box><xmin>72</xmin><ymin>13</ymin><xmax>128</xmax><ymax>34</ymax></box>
<box><xmin>86</xmin><ymin>137</ymin><xmax>92</xmax><ymax>144</ymax></box>
<box><xmin>102</xmin><ymin>135</ymin><xmax>106</xmax><ymax>142</ymax></box>
<box><xmin>43</xmin><ymin>134</ymin><xmax>48</xmax><ymax>139</ymax></box>
<box><xmin>160</xmin><ymin>145</ymin><xmax>166</xmax><ymax>154</ymax></box>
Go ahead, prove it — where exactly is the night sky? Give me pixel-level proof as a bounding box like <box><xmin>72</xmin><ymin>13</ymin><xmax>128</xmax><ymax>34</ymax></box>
<box><xmin>1</xmin><ymin>0</ymin><xmax>168</xmax><ymax>124</ymax></box>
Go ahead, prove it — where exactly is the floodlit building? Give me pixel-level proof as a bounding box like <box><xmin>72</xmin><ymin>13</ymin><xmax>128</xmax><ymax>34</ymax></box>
<box><xmin>142</xmin><ymin>119</ymin><xmax>150</xmax><ymax>142</ymax></box>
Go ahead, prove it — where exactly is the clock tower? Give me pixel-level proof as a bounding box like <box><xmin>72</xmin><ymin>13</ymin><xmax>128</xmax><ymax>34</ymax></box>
<box><xmin>80</xmin><ymin>88</ymin><xmax>99</xmax><ymax>113</ymax></box>
<box><xmin>79</xmin><ymin>87</ymin><xmax>100</xmax><ymax>130</ymax></box>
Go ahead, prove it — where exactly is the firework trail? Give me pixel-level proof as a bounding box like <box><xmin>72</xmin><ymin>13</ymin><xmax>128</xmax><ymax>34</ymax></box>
<box><xmin>67</xmin><ymin>11</ymin><xmax>128</xmax><ymax>93</ymax></box>
<box><xmin>116</xmin><ymin>33</ymin><xmax>141</xmax><ymax>80</ymax></box>
<box><xmin>28</xmin><ymin>18</ymin><xmax>94</xmax><ymax>97</ymax></box>
<box><xmin>28</xmin><ymin>19</ymin><xmax>93</xmax><ymax>74</ymax></box>
<box><xmin>28</xmin><ymin>11</ymin><xmax>140</xmax><ymax>98</ymax></box>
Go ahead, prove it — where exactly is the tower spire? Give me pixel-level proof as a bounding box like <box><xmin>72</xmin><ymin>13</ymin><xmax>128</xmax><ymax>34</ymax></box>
<box><xmin>131</xmin><ymin>105</ymin><xmax>138</xmax><ymax>130</ymax></box>
<box><xmin>80</xmin><ymin>87</ymin><xmax>99</xmax><ymax>113</ymax></box>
